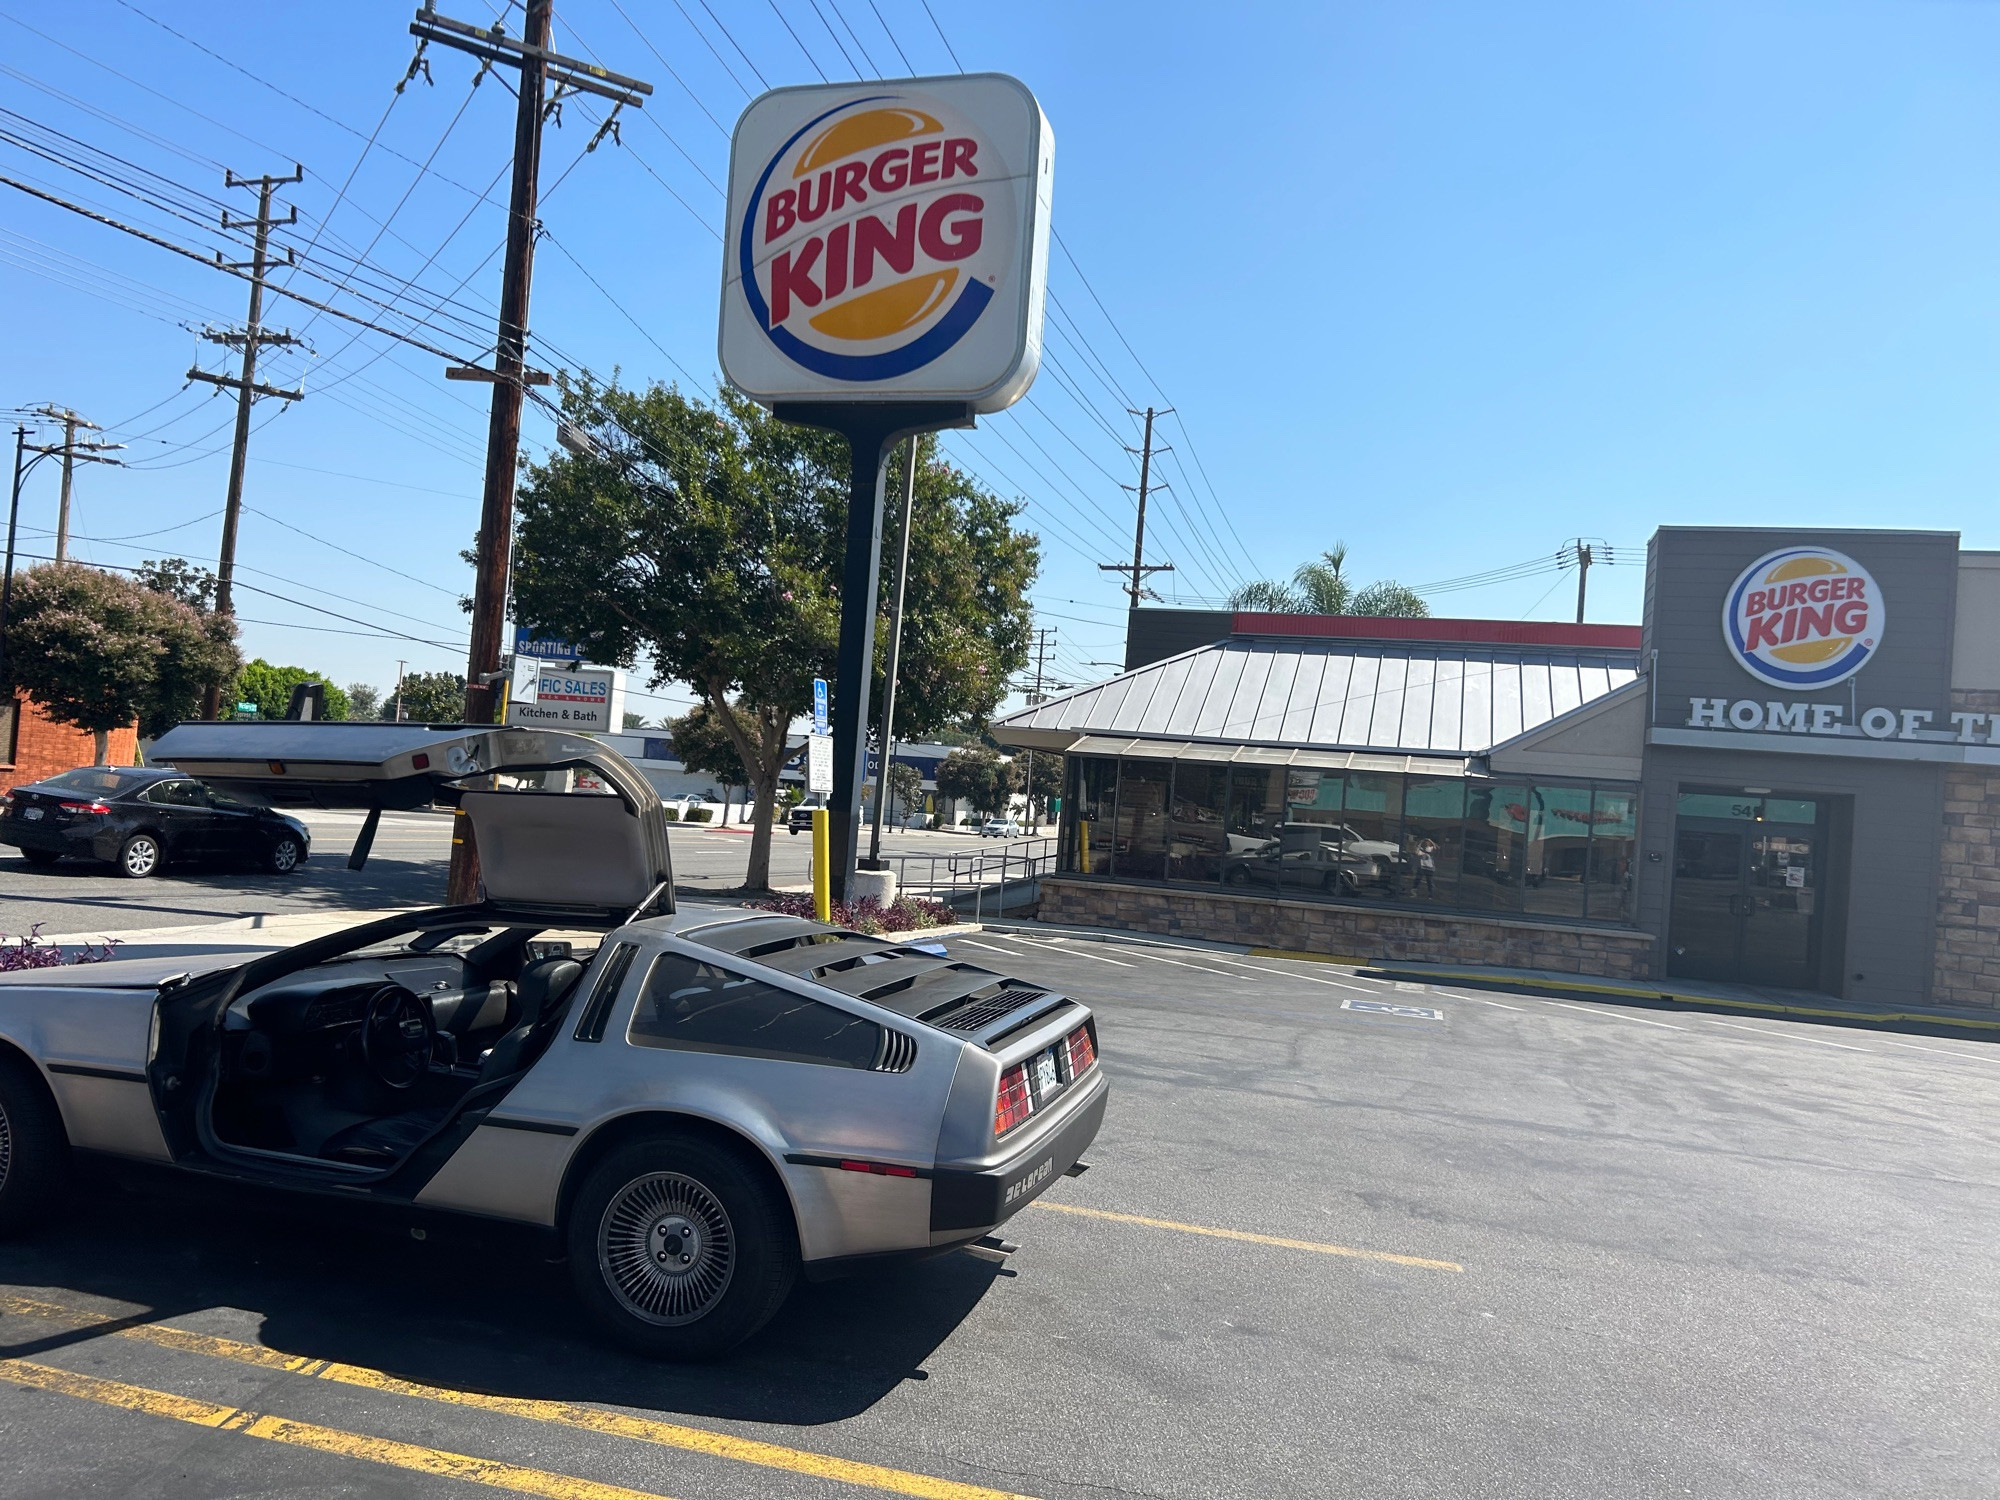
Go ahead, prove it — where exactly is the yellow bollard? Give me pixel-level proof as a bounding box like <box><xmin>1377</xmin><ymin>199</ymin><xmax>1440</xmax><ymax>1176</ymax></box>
<box><xmin>811</xmin><ymin>807</ymin><xmax>831</xmax><ymax>923</ymax></box>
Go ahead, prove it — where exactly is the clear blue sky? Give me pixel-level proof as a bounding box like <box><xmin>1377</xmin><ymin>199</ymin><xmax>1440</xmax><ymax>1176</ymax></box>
<box><xmin>4</xmin><ymin>1</ymin><xmax>1996</xmax><ymax>712</ymax></box>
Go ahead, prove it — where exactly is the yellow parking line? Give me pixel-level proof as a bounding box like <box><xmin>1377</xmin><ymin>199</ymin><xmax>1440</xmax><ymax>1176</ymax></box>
<box><xmin>1030</xmin><ymin>1201</ymin><xmax>1463</xmax><ymax>1272</ymax></box>
<box><xmin>0</xmin><ymin>1357</ymin><xmax>677</xmax><ymax>1500</ymax></box>
<box><xmin>0</xmin><ymin>1294</ymin><xmax>1036</xmax><ymax>1500</ymax></box>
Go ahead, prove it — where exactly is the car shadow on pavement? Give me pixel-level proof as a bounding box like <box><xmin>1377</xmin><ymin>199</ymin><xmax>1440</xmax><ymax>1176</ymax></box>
<box><xmin>0</xmin><ymin>1162</ymin><xmax>1003</xmax><ymax>1424</ymax></box>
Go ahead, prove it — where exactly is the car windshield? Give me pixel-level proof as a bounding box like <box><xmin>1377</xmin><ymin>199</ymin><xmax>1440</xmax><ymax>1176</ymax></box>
<box><xmin>38</xmin><ymin>768</ymin><xmax>135</xmax><ymax>796</ymax></box>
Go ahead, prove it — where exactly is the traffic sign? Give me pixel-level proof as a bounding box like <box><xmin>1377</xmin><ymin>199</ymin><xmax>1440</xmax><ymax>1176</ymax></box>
<box><xmin>807</xmin><ymin>733</ymin><xmax>834</xmax><ymax>794</ymax></box>
<box><xmin>812</xmin><ymin>677</ymin><xmax>829</xmax><ymax>737</ymax></box>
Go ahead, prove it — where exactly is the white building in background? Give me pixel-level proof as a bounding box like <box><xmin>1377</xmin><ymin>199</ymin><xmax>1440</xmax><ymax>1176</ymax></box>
<box><xmin>594</xmin><ymin>733</ymin><xmax>979</xmax><ymax>827</ymax></box>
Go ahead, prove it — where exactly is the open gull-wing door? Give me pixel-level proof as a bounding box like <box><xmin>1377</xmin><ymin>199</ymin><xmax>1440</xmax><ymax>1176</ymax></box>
<box><xmin>148</xmin><ymin>721</ymin><xmax>672</xmax><ymax>916</ymax></box>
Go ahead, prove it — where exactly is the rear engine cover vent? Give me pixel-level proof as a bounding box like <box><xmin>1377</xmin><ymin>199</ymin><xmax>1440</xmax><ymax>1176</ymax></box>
<box><xmin>932</xmin><ymin>987</ymin><xmax>1047</xmax><ymax>1034</ymax></box>
<box><xmin>873</xmin><ymin>1029</ymin><xmax>918</xmax><ymax>1073</ymax></box>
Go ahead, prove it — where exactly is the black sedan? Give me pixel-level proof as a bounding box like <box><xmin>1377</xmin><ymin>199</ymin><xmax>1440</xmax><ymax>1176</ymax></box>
<box><xmin>0</xmin><ymin>766</ymin><xmax>310</xmax><ymax>878</ymax></box>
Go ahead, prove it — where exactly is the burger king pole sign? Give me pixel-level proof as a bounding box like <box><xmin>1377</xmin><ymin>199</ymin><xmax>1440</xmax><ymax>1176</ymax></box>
<box><xmin>720</xmin><ymin>74</ymin><xmax>1053</xmax><ymax>896</ymax></box>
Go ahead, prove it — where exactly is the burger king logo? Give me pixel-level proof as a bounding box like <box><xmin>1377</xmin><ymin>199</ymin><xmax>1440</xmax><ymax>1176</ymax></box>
<box><xmin>1723</xmin><ymin>546</ymin><xmax>1884</xmax><ymax>689</ymax></box>
<box><xmin>736</xmin><ymin>91</ymin><xmax>1013</xmax><ymax>382</ymax></box>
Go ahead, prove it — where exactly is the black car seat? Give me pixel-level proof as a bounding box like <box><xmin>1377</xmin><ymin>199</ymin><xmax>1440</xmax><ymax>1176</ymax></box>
<box><xmin>321</xmin><ymin>955</ymin><xmax>585</xmax><ymax>1166</ymax></box>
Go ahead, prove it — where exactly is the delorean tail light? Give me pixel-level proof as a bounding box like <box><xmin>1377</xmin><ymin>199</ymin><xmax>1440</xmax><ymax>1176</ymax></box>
<box><xmin>1064</xmin><ymin>1025</ymin><xmax>1096</xmax><ymax>1080</ymax></box>
<box><xmin>994</xmin><ymin>1062</ymin><xmax>1034</xmax><ymax>1137</ymax></box>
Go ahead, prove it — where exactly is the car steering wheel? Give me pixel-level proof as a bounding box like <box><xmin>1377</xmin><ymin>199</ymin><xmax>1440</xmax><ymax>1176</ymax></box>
<box><xmin>360</xmin><ymin>983</ymin><xmax>435</xmax><ymax>1092</ymax></box>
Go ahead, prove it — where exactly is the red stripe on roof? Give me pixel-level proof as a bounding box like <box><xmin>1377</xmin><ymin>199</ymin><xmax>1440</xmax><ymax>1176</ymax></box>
<box><xmin>1231</xmin><ymin>613</ymin><xmax>1643</xmax><ymax>650</ymax></box>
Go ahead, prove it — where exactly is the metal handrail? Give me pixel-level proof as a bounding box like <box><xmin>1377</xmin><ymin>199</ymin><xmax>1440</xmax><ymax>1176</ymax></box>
<box><xmin>883</xmin><ymin>835</ymin><xmax>1059</xmax><ymax>918</ymax></box>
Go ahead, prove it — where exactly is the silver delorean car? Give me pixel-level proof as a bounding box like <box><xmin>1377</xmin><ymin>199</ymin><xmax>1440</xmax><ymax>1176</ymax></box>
<box><xmin>0</xmin><ymin>723</ymin><xmax>1106</xmax><ymax>1359</ymax></box>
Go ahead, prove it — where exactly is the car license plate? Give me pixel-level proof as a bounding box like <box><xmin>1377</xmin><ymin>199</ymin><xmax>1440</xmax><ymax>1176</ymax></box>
<box><xmin>23</xmin><ymin>808</ymin><xmax>42</xmax><ymax>821</ymax></box>
<box><xmin>1031</xmin><ymin>1047</ymin><xmax>1060</xmax><ymax>1100</ymax></box>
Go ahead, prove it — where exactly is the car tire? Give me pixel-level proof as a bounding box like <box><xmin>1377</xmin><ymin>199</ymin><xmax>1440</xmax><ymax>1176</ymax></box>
<box><xmin>115</xmin><ymin>832</ymin><xmax>164</xmax><ymax>879</ymax></box>
<box><xmin>0</xmin><ymin>1053</ymin><xmax>69</xmax><ymax>1238</ymax></box>
<box><xmin>567</xmin><ymin>1132</ymin><xmax>798</xmax><ymax>1361</ymax></box>
<box><xmin>18</xmin><ymin>848</ymin><xmax>60</xmax><ymax>867</ymax></box>
<box><xmin>1224</xmin><ymin>867</ymin><xmax>1251</xmax><ymax>887</ymax></box>
<box><xmin>266</xmin><ymin>834</ymin><xmax>303</xmax><ymax>874</ymax></box>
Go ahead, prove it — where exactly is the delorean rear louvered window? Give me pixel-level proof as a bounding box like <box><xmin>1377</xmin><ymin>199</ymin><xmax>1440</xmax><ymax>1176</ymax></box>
<box><xmin>628</xmin><ymin>950</ymin><xmax>883</xmax><ymax>1069</ymax></box>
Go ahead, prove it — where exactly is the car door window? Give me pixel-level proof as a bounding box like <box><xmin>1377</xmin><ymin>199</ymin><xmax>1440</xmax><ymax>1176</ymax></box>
<box><xmin>147</xmin><ymin>781</ymin><xmax>207</xmax><ymax>807</ymax></box>
<box><xmin>628</xmin><ymin>951</ymin><xmax>881</xmax><ymax>1068</ymax></box>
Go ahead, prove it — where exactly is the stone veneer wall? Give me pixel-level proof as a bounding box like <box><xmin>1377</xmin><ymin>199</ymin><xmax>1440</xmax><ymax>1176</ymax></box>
<box><xmin>1039</xmin><ymin>876</ymin><xmax>1655</xmax><ymax>979</ymax></box>
<box><xmin>1934</xmin><ymin>688</ymin><xmax>2000</xmax><ymax>1011</ymax></box>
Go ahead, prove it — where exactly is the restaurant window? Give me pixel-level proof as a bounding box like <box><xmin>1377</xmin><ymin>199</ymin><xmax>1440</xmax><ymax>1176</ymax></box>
<box><xmin>1523</xmin><ymin>782</ymin><xmax>1592</xmax><ymax>920</ymax></box>
<box><xmin>1336</xmin><ymin>772</ymin><xmax>1403</xmax><ymax>893</ymax></box>
<box><xmin>1065</xmin><ymin>758</ymin><xmax>1115</xmax><ymax>875</ymax></box>
<box><xmin>1460</xmin><ymin>782</ymin><xmax>1527</xmax><ymax>913</ymax></box>
<box><xmin>1114</xmin><ymin>759</ymin><xmax>1172</xmax><ymax>880</ymax></box>
<box><xmin>1586</xmin><ymin>788</ymin><xmax>1638</xmax><ymax>921</ymax></box>
<box><xmin>1167</xmin><ymin>763</ymin><xmax>1230</xmax><ymax>883</ymax></box>
<box><xmin>1401</xmin><ymin>778</ymin><xmax>1465</xmax><ymax>905</ymax></box>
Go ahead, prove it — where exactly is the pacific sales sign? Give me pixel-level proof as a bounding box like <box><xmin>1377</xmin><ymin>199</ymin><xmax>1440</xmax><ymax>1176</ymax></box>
<box><xmin>719</xmin><ymin>75</ymin><xmax>1053</xmax><ymax>411</ymax></box>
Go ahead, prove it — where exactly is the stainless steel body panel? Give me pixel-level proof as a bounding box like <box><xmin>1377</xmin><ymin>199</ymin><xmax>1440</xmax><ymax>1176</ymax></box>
<box><xmin>0</xmin><ymin>979</ymin><xmax>169</xmax><ymax>1161</ymax></box>
<box><xmin>413</xmin><ymin>1122</ymin><xmax>578</xmax><ymax>1222</ymax></box>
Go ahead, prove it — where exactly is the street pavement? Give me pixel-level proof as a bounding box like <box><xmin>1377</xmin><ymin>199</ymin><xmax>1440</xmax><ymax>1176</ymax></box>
<box><xmin>0</xmin><ymin>810</ymin><xmax>1024</xmax><ymax>939</ymax></box>
<box><xmin>3</xmin><ymin>922</ymin><xmax>1996</xmax><ymax>1497</ymax></box>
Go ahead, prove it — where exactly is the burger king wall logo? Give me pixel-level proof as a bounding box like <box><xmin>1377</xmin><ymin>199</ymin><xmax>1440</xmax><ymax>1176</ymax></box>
<box><xmin>719</xmin><ymin>75</ymin><xmax>1053</xmax><ymax>411</ymax></box>
<box><xmin>1723</xmin><ymin>546</ymin><xmax>1885</xmax><ymax>690</ymax></box>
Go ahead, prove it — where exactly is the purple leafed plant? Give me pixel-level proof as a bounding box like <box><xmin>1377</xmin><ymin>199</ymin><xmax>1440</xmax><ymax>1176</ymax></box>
<box><xmin>749</xmin><ymin>892</ymin><xmax>958</xmax><ymax>936</ymax></box>
<box><xmin>0</xmin><ymin>926</ymin><xmax>120</xmax><ymax>970</ymax></box>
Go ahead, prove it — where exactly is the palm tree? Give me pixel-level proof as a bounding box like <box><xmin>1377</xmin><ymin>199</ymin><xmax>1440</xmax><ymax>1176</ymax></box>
<box><xmin>1226</xmin><ymin>542</ymin><xmax>1427</xmax><ymax>618</ymax></box>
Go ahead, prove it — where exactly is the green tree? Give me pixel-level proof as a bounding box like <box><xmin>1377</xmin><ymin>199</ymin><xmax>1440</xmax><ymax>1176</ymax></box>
<box><xmin>887</xmin><ymin>761</ymin><xmax>923</xmax><ymax>824</ymax></box>
<box><xmin>7</xmin><ymin>562</ymin><xmax>240</xmax><ymax>760</ymax></box>
<box><xmin>661</xmin><ymin>704</ymin><xmax>750</xmax><ymax>787</ymax></box>
<box><xmin>386</xmin><ymin>670</ymin><xmax>466</xmax><ymax>723</ymax></box>
<box><xmin>622</xmin><ymin>711</ymin><xmax>649</xmax><ymax>729</ymax></box>
<box><xmin>511</xmin><ymin>379</ymin><xmax>1038</xmax><ymax>889</ymax></box>
<box><xmin>1227</xmin><ymin>541</ymin><xmax>1428</xmax><ymax>618</ymax></box>
<box><xmin>136</xmin><ymin>557</ymin><xmax>218</xmax><ymax>611</ymax></box>
<box><xmin>935</xmin><ymin>745</ymin><xmax>1018</xmax><ymax>819</ymax></box>
<box><xmin>1021</xmin><ymin>751</ymin><xmax>1064</xmax><ymax>829</ymax></box>
<box><xmin>233</xmin><ymin>660</ymin><xmax>351</xmax><ymax>721</ymax></box>
<box><xmin>346</xmin><ymin>682</ymin><xmax>383</xmax><ymax>720</ymax></box>
<box><xmin>1351</xmin><ymin>580</ymin><xmax>1429</xmax><ymax>617</ymax></box>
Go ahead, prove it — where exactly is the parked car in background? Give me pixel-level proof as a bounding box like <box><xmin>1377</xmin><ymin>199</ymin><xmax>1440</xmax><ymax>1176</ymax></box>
<box><xmin>0</xmin><ymin>766</ymin><xmax>310</xmax><ymax>878</ymax></box>
<box><xmin>980</xmin><ymin>817</ymin><xmax>1022</xmax><ymax>838</ymax></box>
<box><xmin>788</xmin><ymin>801</ymin><xmax>823</xmax><ymax>835</ymax></box>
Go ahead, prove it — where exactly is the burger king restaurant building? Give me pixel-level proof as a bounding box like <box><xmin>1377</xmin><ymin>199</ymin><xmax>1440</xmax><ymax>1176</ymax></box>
<box><xmin>994</xmin><ymin>527</ymin><xmax>2000</xmax><ymax>1012</ymax></box>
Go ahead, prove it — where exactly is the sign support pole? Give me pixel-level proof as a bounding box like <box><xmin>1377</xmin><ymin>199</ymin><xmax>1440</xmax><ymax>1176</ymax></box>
<box><xmin>773</xmin><ymin>401</ymin><xmax>974</xmax><ymax>902</ymax></box>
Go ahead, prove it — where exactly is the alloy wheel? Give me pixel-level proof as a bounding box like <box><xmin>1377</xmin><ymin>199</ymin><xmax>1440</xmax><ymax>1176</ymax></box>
<box><xmin>272</xmin><ymin>839</ymin><xmax>300</xmax><ymax>872</ymax></box>
<box><xmin>597</xmin><ymin>1171</ymin><xmax>736</xmax><ymax>1327</ymax></box>
<box><xmin>123</xmin><ymin>838</ymin><xmax>159</xmax><ymax>877</ymax></box>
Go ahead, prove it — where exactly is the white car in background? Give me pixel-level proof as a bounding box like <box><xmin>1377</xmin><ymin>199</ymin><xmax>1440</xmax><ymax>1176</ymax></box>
<box><xmin>979</xmin><ymin>818</ymin><xmax>1023</xmax><ymax>838</ymax></box>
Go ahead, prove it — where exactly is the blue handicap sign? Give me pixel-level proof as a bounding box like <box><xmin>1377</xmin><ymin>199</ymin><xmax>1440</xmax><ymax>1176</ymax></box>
<box><xmin>812</xmin><ymin>677</ymin><xmax>829</xmax><ymax>737</ymax></box>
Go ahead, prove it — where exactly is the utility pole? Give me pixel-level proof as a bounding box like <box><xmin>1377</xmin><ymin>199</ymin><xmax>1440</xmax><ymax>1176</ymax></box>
<box><xmin>31</xmin><ymin>405</ymin><xmax>107</xmax><ymax>560</ymax></box>
<box><xmin>1098</xmin><ymin>405</ymin><xmax>1175</xmax><ymax>605</ymax></box>
<box><xmin>1</xmin><ymin>419</ymin><xmax>121</xmax><ymax>710</ymax></box>
<box><xmin>864</xmin><ymin>436</ymin><xmax>919</xmax><ymax>867</ymax></box>
<box><xmin>1574</xmin><ymin>540</ymin><xmax>1594</xmax><ymax>624</ymax></box>
<box><xmin>411</xmin><ymin>2</ymin><xmax>651</xmax><ymax>903</ymax></box>
<box><xmin>413</xmin><ymin>0</ymin><xmax>652</xmax><ymax>737</ymax></box>
<box><xmin>190</xmin><ymin>167</ymin><xmax>306</xmax><ymax>717</ymax></box>
<box><xmin>394</xmin><ymin>659</ymin><xmax>408</xmax><ymax>722</ymax></box>
<box><xmin>1020</xmin><ymin>625</ymin><xmax>1057</xmax><ymax>832</ymax></box>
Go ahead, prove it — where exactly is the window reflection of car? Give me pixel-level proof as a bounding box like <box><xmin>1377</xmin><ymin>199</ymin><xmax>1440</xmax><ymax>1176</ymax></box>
<box><xmin>0</xmin><ymin>723</ymin><xmax>1105</xmax><ymax>1361</ymax></box>
<box><xmin>1222</xmin><ymin>837</ymin><xmax>1373</xmax><ymax>895</ymax></box>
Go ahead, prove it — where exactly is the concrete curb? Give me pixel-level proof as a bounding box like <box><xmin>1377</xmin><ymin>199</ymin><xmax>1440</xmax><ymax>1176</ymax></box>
<box><xmin>1358</xmin><ymin>960</ymin><xmax>2000</xmax><ymax>1039</ymax></box>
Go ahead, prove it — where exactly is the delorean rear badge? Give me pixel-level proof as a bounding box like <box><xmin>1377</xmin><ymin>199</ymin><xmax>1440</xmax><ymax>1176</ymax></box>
<box><xmin>1004</xmin><ymin>1156</ymin><xmax>1055</xmax><ymax>1205</ymax></box>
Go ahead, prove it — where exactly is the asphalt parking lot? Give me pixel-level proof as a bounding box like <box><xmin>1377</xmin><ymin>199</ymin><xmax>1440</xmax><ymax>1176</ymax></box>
<box><xmin>4</xmin><ymin>928</ymin><xmax>1996</xmax><ymax>1498</ymax></box>
<box><xmin>0</xmin><ymin>811</ymin><xmax>1006</xmax><ymax>938</ymax></box>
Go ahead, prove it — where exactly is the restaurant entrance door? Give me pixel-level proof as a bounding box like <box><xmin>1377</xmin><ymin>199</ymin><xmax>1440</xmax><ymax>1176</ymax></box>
<box><xmin>1667</xmin><ymin>792</ymin><xmax>1830</xmax><ymax>992</ymax></box>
